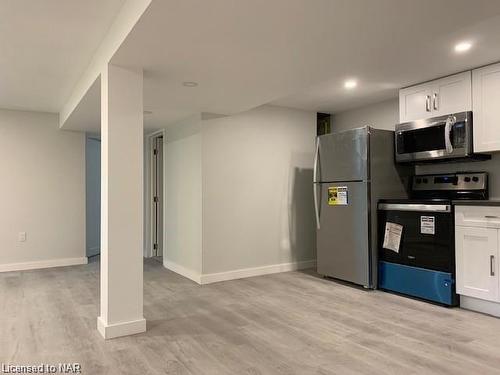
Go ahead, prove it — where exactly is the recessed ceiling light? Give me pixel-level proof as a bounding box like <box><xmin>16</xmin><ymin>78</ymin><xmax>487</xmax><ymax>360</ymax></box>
<box><xmin>183</xmin><ymin>81</ymin><xmax>198</xmax><ymax>87</ymax></box>
<box><xmin>344</xmin><ymin>79</ymin><xmax>358</xmax><ymax>89</ymax></box>
<box><xmin>454</xmin><ymin>41</ymin><xmax>472</xmax><ymax>53</ymax></box>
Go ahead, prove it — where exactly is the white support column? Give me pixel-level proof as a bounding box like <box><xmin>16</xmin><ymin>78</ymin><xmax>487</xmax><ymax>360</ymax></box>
<box><xmin>97</xmin><ymin>64</ymin><xmax>146</xmax><ymax>339</ymax></box>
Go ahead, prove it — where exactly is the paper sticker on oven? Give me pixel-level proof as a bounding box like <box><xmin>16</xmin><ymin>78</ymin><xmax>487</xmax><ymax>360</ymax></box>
<box><xmin>328</xmin><ymin>186</ymin><xmax>348</xmax><ymax>205</ymax></box>
<box><xmin>420</xmin><ymin>216</ymin><xmax>435</xmax><ymax>235</ymax></box>
<box><xmin>383</xmin><ymin>222</ymin><xmax>403</xmax><ymax>253</ymax></box>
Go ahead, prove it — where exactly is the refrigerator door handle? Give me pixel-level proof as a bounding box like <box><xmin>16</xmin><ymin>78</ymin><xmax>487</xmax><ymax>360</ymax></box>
<box><xmin>313</xmin><ymin>183</ymin><xmax>321</xmax><ymax>230</ymax></box>
<box><xmin>313</xmin><ymin>137</ymin><xmax>320</xmax><ymax>183</ymax></box>
<box><xmin>313</xmin><ymin>137</ymin><xmax>321</xmax><ymax>229</ymax></box>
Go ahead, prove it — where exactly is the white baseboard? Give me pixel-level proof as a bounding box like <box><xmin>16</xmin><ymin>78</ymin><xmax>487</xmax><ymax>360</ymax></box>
<box><xmin>200</xmin><ymin>259</ymin><xmax>316</xmax><ymax>285</ymax></box>
<box><xmin>0</xmin><ymin>257</ymin><xmax>88</xmax><ymax>273</ymax></box>
<box><xmin>460</xmin><ymin>295</ymin><xmax>500</xmax><ymax>318</ymax></box>
<box><xmin>97</xmin><ymin>316</ymin><xmax>146</xmax><ymax>339</ymax></box>
<box><xmin>163</xmin><ymin>259</ymin><xmax>202</xmax><ymax>284</ymax></box>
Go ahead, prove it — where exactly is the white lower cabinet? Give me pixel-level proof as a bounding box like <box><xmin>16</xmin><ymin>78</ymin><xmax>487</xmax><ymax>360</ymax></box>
<box><xmin>455</xmin><ymin>205</ymin><xmax>500</xmax><ymax>316</ymax></box>
<box><xmin>456</xmin><ymin>226</ymin><xmax>499</xmax><ymax>301</ymax></box>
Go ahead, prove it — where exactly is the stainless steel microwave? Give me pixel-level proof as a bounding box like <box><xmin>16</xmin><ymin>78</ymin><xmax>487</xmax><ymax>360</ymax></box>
<box><xmin>395</xmin><ymin>111</ymin><xmax>489</xmax><ymax>163</ymax></box>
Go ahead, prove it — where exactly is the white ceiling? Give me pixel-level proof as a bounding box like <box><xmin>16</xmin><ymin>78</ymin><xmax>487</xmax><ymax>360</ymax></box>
<box><xmin>0</xmin><ymin>0</ymin><xmax>125</xmax><ymax>113</ymax></box>
<box><xmin>272</xmin><ymin>6</ymin><xmax>500</xmax><ymax>113</ymax></box>
<box><xmin>107</xmin><ymin>0</ymin><xmax>500</xmax><ymax>129</ymax></box>
<box><xmin>5</xmin><ymin>0</ymin><xmax>500</xmax><ymax>131</ymax></box>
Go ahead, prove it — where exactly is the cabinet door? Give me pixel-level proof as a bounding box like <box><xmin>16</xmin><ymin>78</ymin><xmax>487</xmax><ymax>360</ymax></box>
<box><xmin>455</xmin><ymin>226</ymin><xmax>499</xmax><ymax>301</ymax></box>
<box><xmin>432</xmin><ymin>71</ymin><xmax>472</xmax><ymax>117</ymax></box>
<box><xmin>399</xmin><ymin>72</ymin><xmax>472</xmax><ymax>123</ymax></box>
<box><xmin>399</xmin><ymin>84</ymin><xmax>433</xmax><ymax>123</ymax></box>
<box><xmin>473</xmin><ymin>63</ymin><xmax>500</xmax><ymax>152</ymax></box>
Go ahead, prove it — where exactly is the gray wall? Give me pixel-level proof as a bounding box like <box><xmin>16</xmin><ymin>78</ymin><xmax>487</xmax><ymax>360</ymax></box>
<box><xmin>332</xmin><ymin>99</ymin><xmax>399</xmax><ymax>132</ymax></box>
<box><xmin>332</xmin><ymin>98</ymin><xmax>500</xmax><ymax>199</ymax></box>
<box><xmin>201</xmin><ymin>105</ymin><xmax>317</xmax><ymax>275</ymax></box>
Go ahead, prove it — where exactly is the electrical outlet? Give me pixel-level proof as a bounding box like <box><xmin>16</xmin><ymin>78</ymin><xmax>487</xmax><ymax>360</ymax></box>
<box><xmin>18</xmin><ymin>232</ymin><xmax>26</xmax><ymax>242</ymax></box>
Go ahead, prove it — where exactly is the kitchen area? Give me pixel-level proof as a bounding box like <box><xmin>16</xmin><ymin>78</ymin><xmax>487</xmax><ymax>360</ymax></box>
<box><xmin>316</xmin><ymin>62</ymin><xmax>500</xmax><ymax>317</ymax></box>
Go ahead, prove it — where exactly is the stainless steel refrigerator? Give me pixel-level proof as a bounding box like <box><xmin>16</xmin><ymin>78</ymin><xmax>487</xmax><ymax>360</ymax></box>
<box><xmin>313</xmin><ymin>126</ymin><xmax>410</xmax><ymax>288</ymax></box>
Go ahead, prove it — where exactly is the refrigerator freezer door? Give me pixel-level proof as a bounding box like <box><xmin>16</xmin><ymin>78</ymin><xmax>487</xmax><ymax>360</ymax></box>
<box><xmin>317</xmin><ymin>181</ymin><xmax>370</xmax><ymax>287</ymax></box>
<box><xmin>316</xmin><ymin>127</ymin><xmax>368</xmax><ymax>183</ymax></box>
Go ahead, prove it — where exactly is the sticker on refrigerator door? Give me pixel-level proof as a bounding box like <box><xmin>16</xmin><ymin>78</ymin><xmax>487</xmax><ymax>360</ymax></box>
<box><xmin>383</xmin><ymin>222</ymin><xmax>403</xmax><ymax>253</ymax></box>
<box><xmin>420</xmin><ymin>216</ymin><xmax>435</xmax><ymax>235</ymax></box>
<box><xmin>328</xmin><ymin>186</ymin><xmax>348</xmax><ymax>205</ymax></box>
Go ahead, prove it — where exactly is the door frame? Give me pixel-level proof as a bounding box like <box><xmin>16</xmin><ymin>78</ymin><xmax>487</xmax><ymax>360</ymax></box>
<box><xmin>144</xmin><ymin>129</ymin><xmax>166</xmax><ymax>258</ymax></box>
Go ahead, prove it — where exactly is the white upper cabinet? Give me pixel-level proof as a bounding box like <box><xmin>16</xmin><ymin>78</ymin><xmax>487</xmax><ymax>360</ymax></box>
<box><xmin>399</xmin><ymin>71</ymin><xmax>472</xmax><ymax>123</ymax></box>
<box><xmin>473</xmin><ymin>63</ymin><xmax>500</xmax><ymax>153</ymax></box>
<box><xmin>433</xmin><ymin>72</ymin><xmax>472</xmax><ymax>117</ymax></box>
<box><xmin>399</xmin><ymin>85</ymin><xmax>433</xmax><ymax>123</ymax></box>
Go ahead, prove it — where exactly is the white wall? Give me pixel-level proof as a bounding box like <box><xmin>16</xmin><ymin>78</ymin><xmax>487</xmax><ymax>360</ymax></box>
<box><xmin>0</xmin><ymin>109</ymin><xmax>86</xmax><ymax>269</ymax></box>
<box><xmin>332</xmin><ymin>98</ymin><xmax>399</xmax><ymax>132</ymax></box>
<box><xmin>164</xmin><ymin>115</ymin><xmax>202</xmax><ymax>280</ymax></box>
<box><xmin>332</xmin><ymin>98</ymin><xmax>500</xmax><ymax>199</ymax></box>
<box><xmin>201</xmin><ymin>105</ymin><xmax>316</xmax><ymax>276</ymax></box>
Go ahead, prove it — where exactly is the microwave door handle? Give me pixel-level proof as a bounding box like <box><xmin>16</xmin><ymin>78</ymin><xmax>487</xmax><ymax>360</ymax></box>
<box><xmin>445</xmin><ymin>115</ymin><xmax>455</xmax><ymax>154</ymax></box>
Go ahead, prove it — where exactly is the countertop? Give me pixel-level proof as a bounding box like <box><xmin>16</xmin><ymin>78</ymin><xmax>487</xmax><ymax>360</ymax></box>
<box><xmin>453</xmin><ymin>199</ymin><xmax>500</xmax><ymax>207</ymax></box>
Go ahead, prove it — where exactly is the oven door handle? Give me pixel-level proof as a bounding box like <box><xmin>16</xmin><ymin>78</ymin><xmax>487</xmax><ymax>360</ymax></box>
<box><xmin>378</xmin><ymin>203</ymin><xmax>451</xmax><ymax>212</ymax></box>
<box><xmin>444</xmin><ymin>115</ymin><xmax>455</xmax><ymax>154</ymax></box>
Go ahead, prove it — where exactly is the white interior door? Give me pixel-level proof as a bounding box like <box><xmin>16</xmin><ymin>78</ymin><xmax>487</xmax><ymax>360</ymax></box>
<box><xmin>152</xmin><ymin>135</ymin><xmax>164</xmax><ymax>257</ymax></box>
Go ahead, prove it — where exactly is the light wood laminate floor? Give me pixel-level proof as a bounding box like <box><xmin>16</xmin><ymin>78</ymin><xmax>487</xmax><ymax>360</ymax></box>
<box><xmin>2</xmin><ymin>259</ymin><xmax>500</xmax><ymax>374</ymax></box>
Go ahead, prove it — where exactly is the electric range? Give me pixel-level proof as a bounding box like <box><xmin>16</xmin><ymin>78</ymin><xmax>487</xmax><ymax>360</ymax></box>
<box><xmin>377</xmin><ymin>172</ymin><xmax>488</xmax><ymax>306</ymax></box>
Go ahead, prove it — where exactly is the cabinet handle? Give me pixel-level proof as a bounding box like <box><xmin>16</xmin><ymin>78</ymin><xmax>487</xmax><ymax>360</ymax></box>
<box><xmin>433</xmin><ymin>93</ymin><xmax>438</xmax><ymax>110</ymax></box>
<box><xmin>485</xmin><ymin>215</ymin><xmax>500</xmax><ymax>219</ymax></box>
<box><xmin>491</xmin><ymin>255</ymin><xmax>495</xmax><ymax>276</ymax></box>
<box><xmin>426</xmin><ymin>95</ymin><xmax>431</xmax><ymax>112</ymax></box>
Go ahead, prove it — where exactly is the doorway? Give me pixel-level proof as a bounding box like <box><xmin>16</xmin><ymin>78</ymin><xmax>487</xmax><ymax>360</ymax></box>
<box><xmin>151</xmin><ymin>134</ymin><xmax>164</xmax><ymax>262</ymax></box>
<box><xmin>86</xmin><ymin>135</ymin><xmax>101</xmax><ymax>260</ymax></box>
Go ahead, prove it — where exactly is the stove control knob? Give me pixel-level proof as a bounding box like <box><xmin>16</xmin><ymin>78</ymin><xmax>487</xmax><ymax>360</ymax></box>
<box><xmin>472</xmin><ymin>176</ymin><xmax>479</xmax><ymax>182</ymax></box>
<box><xmin>416</xmin><ymin>178</ymin><xmax>422</xmax><ymax>184</ymax></box>
<box><xmin>464</xmin><ymin>177</ymin><xmax>471</xmax><ymax>182</ymax></box>
<box><xmin>423</xmin><ymin>178</ymin><xmax>428</xmax><ymax>183</ymax></box>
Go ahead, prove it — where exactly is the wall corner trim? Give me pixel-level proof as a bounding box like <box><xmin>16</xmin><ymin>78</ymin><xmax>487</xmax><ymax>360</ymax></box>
<box><xmin>163</xmin><ymin>259</ymin><xmax>202</xmax><ymax>284</ymax></box>
<box><xmin>0</xmin><ymin>257</ymin><xmax>88</xmax><ymax>273</ymax></box>
<box><xmin>97</xmin><ymin>316</ymin><xmax>146</xmax><ymax>339</ymax></box>
<box><xmin>200</xmin><ymin>259</ymin><xmax>316</xmax><ymax>285</ymax></box>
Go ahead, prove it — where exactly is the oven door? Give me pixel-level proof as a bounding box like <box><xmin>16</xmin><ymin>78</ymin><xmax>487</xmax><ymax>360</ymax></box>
<box><xmin>395</xmin><ymin>111</ymin><xmax>472</xmax><ymax>162</ymax></box>
<box><xmin>378</xmin><ymin>203</ymin><xmax>454</xmax><ymax>273</ymax></box>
